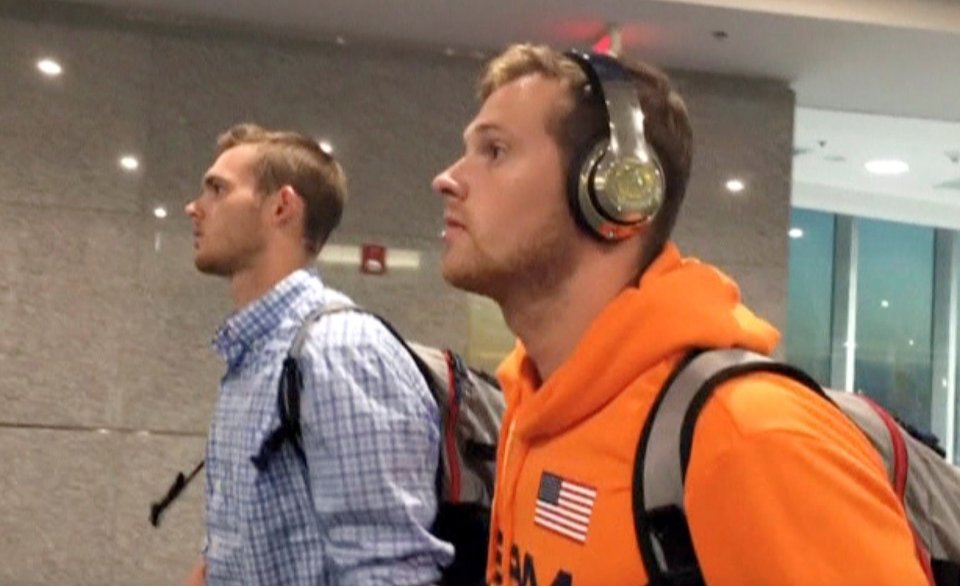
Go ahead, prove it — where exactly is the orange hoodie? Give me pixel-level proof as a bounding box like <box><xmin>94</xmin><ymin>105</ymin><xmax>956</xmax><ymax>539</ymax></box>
<box><xmin>488</xmin><ymin>244</ymin><xmax>926</xmax><ymax>586</ymax></box>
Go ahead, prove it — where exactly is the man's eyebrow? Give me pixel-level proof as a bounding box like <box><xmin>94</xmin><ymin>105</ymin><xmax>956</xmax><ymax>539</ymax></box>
<box><xmin>202</xmin><ymin>174</ymin><xmax>225</xmax><ymax>189</ymax></box>
<box><xmin>463</xmin><ymin>122</ymin><xmax>508</xmax><ymax>143</ymax></box>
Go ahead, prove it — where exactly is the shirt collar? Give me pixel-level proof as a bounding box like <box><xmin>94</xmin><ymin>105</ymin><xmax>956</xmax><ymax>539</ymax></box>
<box><xmin>212</xmin><ymin>268</ymin><xmax>323</xmax><ymax>367</ymax></box>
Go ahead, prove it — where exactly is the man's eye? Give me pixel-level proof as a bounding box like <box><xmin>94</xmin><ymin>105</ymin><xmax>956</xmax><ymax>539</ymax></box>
<box><xmin>486</xmin><ymin>143</ymin><xmax>506</xmax><ymax>160</ymax></box>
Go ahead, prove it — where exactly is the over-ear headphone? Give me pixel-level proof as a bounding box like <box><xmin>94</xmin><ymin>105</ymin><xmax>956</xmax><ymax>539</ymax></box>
<box><xmin>564</xmin><ymin>50</ymin><xmax>666</xmax><ymax>241</ymax></box>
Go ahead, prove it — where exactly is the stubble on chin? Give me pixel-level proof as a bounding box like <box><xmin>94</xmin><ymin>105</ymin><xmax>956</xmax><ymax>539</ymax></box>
<box><xmin>440</xmin><ymin>225</ymin><xmax>577</xmax><ymax>303</ymax></box>
<box><xmin>193</xmin><ymin>253</ymin><xmax>233</xmax><ymax>277</ymax></box>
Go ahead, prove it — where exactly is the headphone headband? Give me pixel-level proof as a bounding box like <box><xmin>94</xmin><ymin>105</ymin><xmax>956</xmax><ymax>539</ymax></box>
<box><xmin>566</xmin><ymin>51</ymin><xmax>654</xmax><ymax>167</ymax></box>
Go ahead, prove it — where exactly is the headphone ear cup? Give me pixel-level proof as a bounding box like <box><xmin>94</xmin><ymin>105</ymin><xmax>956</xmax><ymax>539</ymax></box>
<box><xmin>592</xmin><ymin>155</ymin><xmax>665</xmax><ymax>225</ymax></box>
<box><xmin>566</xmin><ymin>139</ymin><xmax>609</xmax><ymax>238</ymax></box>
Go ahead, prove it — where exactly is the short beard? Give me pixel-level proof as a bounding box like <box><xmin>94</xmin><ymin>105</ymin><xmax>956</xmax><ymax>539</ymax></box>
<box><xmin>444</xmin><ymin>220</ymin><xmax>579</xmax><ymax>306</ymax></box>
<box><xmin>193</xmin><ymin>251</ymin><xmax>243</xmax><ymax>277</ymax></box>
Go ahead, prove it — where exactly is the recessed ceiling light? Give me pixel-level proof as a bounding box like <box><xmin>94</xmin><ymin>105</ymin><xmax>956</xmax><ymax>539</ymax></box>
<box><xmin>335</xmin><ymin>36</ymin><xmax>347</xmax><ymax>46</ymax></box>
<box><xmin>789</xmin><ymin>227</ymin><xmax>804</xmax><ymax>239</ymax></box>
<box><xmin>865</xmin><ymin>159</ymin><xmax>909</xmax><ymax>175</ymax></box>
<box><xmin>153</xmin><ymin>206</ymin><xmax>167</xmax><ymax>219</ymax></box>
<box><xmin>725</xmin><ymin>179</ymin><xmax>745</xmax><ymax>193</ymax></box>
<box><xmin>119</xmin><ymin>155</ymin><xmax>139</xmax><ymax>171</ymax></box>
<box><xmin>318</xmin><ymin>140</ymin><xmax>333</xmax><ymax>155</ymax></box>
<box><xmin>881</xmin><ymin>299</ymin><xmax>890</xmax><ymax>308</ymax></box>
<box><xmin>908</xmin><ymin>339</ymin><xmax>915</xmax><ymax>346</ymax></box>
<box><xmin>37</xmin><ymin>58</ymin><xmax>62</xmax><ymax>77</ymax></box>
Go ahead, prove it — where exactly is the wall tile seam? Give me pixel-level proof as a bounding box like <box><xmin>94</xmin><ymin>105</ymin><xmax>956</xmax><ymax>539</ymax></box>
<box><xmin>0</xmin><ymin>421</ymin><xmax>206</xmax><ymax>438</ymax></box>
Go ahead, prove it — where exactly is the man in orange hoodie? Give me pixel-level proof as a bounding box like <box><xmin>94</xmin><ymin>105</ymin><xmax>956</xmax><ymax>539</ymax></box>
<box><xmin>431</xmin><ymin>44</ymin><xmax>927</xmax><ymax>585</ymax></box>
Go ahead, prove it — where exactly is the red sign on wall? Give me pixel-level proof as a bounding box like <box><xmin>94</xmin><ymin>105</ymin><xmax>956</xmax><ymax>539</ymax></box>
<box><xmin>360</xmin><ymin>243</ymin><xmax>387</xmax><ymax>275</ymax></box>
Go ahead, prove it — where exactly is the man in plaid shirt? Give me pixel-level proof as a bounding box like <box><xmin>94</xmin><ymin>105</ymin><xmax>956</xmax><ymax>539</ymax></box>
<box><xmin>182</xmin><ymin>124</ymin><xmax>453</xmax><ymax>585</ymax></box>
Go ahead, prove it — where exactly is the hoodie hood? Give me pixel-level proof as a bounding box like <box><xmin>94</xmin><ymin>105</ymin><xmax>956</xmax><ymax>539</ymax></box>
<box><xmin>497</xmin><ymin>241</ymin><xmax>779</xmax><ymax>445</ymax></box>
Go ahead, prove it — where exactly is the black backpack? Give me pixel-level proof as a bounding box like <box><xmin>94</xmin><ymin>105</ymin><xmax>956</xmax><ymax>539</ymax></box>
<box><xmin>150</xmin><ymin>304</ymin><xmax>505</xmax><ymax>585</ymax></box>
<box><xmin>633</xmin><ymin>348</ymin><xmax>960</xmax><ymax>586</ymax></box>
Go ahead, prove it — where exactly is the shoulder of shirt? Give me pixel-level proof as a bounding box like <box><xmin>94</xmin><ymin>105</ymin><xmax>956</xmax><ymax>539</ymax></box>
<box><xmin>294</xmin><ymin>303</ymin><xmax>430</xmax><ymax>396</ymax></box>
<box><xmin>702</xmin><ymin>370</ymin><xmax>849</xmax><ymax>441</ymax></box>
<box><xmin>687</xmin><ymin>371</ymin><xmax>886</xmax><ymax>499</ymax></box>
<box><xmin>285</xmin><ymin>286</ymin><xmax>411</xmax><ymax>361</ymax></box>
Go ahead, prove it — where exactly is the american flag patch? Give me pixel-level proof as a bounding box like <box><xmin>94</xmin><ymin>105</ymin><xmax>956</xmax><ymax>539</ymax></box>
<box><xmin>534</xmin><ymin>471</ymin><xmax>597</xmax><ymax>543</ymax></box>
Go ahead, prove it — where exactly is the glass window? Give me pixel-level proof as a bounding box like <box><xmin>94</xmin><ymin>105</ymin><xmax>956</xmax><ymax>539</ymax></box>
<box><xmin>785</xmin><ymin>208</ymin><xmax>835</xmax><ymax>384</ymax></box>
<box><xmin>854</xmin><ymin>218</ymin><xmax>935</xmax><ymax>431</ymax></box>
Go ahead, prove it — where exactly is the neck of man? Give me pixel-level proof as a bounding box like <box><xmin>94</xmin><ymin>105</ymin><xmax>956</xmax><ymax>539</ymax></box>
<box><xmin>501</xmin><ymin>250</ymin><xmax>640</xmax><ymax>386</ymax></box>
<box><xmin>229</xmin><ymin>241</ymin><xmax>311</xmax><ymax>309</ymax></box>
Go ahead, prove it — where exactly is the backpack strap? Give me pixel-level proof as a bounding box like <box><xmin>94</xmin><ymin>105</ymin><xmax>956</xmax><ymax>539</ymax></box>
<box><xmin>857</xmin><ymin>395</ymin><xmax>936</xmax><ymax>584</ymax></box>
<box><xmin>250</xmin><ymin>302</ymin><xmax>443</xmax><ymax>471</ymax></box>
<box><xmin>251</xmin><ymin>302</ymin><xmax>357</xmax><ymax>470</ymax></box>
<box><xmin>632</xmin><ymin>349</ymin><xmax>826</xmax><ymax>585</ymax></box>
<box><xmin>443</xmin><ymin>350</ymin><xmax>464</xmax><ymax>503</ymax></box>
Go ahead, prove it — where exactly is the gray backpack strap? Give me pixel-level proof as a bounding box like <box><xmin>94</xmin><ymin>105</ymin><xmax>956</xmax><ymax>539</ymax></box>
<box><xmin>830</xmin><ymin>390</ymin><xmax>960</xmax><ymax>577</ymax></box>
<box><xmin>251</xmin><ymin>301</ymin><xmax>359</xmax><ymax>470</ymax></box>
<box><xmin>633</xmin><ymin>349</ymin><xmax>825</xmax><ymax>585</ymax></box>
<box><xmin>288</xmin><ymin>301</ymin><xmax>356</xmax><ymax>359</ymax></box>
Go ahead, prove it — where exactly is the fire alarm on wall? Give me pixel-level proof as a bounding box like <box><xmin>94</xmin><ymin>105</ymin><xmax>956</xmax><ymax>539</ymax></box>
<box><xmin>360</xmin><ymin>243</ymin><xmax>387</xmax><ymax>275</ymax></box>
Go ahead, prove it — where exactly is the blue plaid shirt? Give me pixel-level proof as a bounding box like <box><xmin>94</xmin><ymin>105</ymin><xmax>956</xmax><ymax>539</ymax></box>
<box><xmin>204</xmin><ymin>269</ymin><xmax>453</xmax><ymax>585</ymax></box>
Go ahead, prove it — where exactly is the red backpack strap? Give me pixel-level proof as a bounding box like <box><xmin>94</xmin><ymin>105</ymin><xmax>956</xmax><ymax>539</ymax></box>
<box><xmin>860</xmin><ymin>396</ymin><xmax>936</xmax><ymax>586</ymax></box>
<box><xmin>442</xmin><ymin>350</ymin><xmax>463</xmax><ymax>503</ymax></box>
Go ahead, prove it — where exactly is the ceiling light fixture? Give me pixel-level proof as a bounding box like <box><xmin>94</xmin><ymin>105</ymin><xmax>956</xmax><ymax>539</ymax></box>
<box><xmin>318</xmin><ymin>140</ymin><xmax>333</xmax><ymax>155</ymax></box>
<box><xmin>119</xmin><ymin>155</ymin><xmax>140</xmax><ymax>171</ymax></box>
<box><xmin>37</xmin><ymin>58</ymin><xmax>62</xmax><ymax>77</ymax></box>
<box><xmin>865</xmin><ymin>159</ymin><xmax>909</xmax><ymax>175</ymax></box>
<box><xmin>153</xmin><ymin>206</ymin><xmax>168</xmax><ymax>219</ymax></box>
<box><xmin>725</xmin><ymin>179</ymin><xmax>745</xmax><ymax>193</ymax></box>
<box><xmin>789</xmin><ymin>227</ymin><xmax>804</xmax><ymax>239</ymax></box>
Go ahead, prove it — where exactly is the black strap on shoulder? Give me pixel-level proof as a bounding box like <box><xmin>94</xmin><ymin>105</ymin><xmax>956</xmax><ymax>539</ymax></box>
<box><xmin>632</xmin><ymin>349</ymin><xmax>828</xmax><ymax>585</ymax></box>
<box><xmin>633</xmin><ymin>351</ymin><xmax>705</xmax><ymax>586</ymax></box>
<box><xmin>250</xmin><ymin>304</ymin><xmax>350</xmax><ymax>471</ymax></box>
<box><xmin>250</xmin><ymin>303</ymin><xmax>442</xmax><ymax>471</ymax></box>
<box><xmin>251</xmin><ymin>356</ymin><xmax>307</xmax><ymax>470</ymax></box>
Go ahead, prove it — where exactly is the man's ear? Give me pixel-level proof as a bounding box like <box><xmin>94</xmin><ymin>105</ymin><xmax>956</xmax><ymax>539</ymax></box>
<box><xmin>270</xmin><ymin>185</ymin><xmax>303</xmax><ymax>227</ymax></box>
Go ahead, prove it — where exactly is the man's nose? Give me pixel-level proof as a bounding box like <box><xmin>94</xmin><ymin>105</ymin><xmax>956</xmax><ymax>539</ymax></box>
<box><xmin>432</xmin><ymin>160</ymin><xmax>466</xmax><ymax>200</ymax></box>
